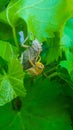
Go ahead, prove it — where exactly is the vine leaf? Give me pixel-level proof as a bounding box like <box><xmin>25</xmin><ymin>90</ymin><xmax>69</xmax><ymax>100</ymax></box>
<box><xmin>0</xmin><ymin>78</ymin><xmax>16</xmax><ymax>106</ymax></box>
<box><xmin>0</xmin><ymin>0</ymin><xmax>73</xmax><ymax>40</ymax></box>
<box><xmin>0</xmin><ymin>40</ymin><xmax>14</xmax><ymax>61</ymax></box>
<box><xmin>60</xmin><ymin>18</ymin><xmax>73</xmax><ymax>81</ymax></box>
<box><xmin>0</xmin><ymin>58</ymin><xmax>26</xmax><ymax>106</ymax></box>
<box><xmin>8</xmin><ymin>58</ymin><xmax>26</xmax><ymax>97</ymax></box>
<box><xmin>0</xmin><ymin>41</ymin><xmax>26</xmax><ymax>106</ymax></box>
<box><xmin>0</xmin><ymin>79</ymin><xmax>72</xmax><ymax>130</ymax></box>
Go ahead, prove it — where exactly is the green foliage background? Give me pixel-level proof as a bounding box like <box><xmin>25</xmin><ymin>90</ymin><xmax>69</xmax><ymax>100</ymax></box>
<box><xmin>0</xmin><ymin>0</ymin><xmax>73</xmax><ymax>129</ymax></box>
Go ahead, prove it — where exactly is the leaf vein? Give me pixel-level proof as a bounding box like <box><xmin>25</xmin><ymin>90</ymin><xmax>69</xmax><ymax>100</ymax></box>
<box><xmin>15</xmin><ymin>0</ymin><xmax>44</xmax><ymax>15</ymax></box>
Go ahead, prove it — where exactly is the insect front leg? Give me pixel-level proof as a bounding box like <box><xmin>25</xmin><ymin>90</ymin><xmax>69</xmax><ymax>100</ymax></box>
<box><xmin>21</xmin><ymin>36</ymin><xmax>29</xmax><ymax>48</ymax></box>
<box><xmin>29</xmin><ymin>59</ymin><xmax>35</xmax><ymax>67</ymax></box>
<box><xmin>35</xmin><ymin>54</ymin><xmax>41</xmax><ymax>62</ymax></box>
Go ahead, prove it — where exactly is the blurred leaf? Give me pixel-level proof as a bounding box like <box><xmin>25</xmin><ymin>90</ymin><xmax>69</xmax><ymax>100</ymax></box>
<box><xmin>0</xmin><ymin>0</ymin><xmax>11</xmax><ymax>12</ymax></box>
<box><xmin>70</xmin><ymin>70</ymin><xmax>73</xmax><ymax>81</ymax></box>
<box><xmin>0</xmin><ymin>79</ymin><xmax>73</xmax><ymax>129</ymax></box>
<box><xmin>0</xmin><ymin>57</ymin><xmax>8</xmax><ymax>74</ymax></box>
<box><xmin>45</xmin><ymin>31</ymin><xmax>61</xmax><ymax>64</ymax></box>
<box><xmin>61</xmin><ymin>18</ymin><xmax>73</xmax><ymax>53</ymax></box>
<box><xmin>60</xmin><ymin>51</ymin><xmax>73</xmax><ymax>73</ymax></box>
<box><xmin>0</xmin><ymin>40</ymin><xmax>14</xmax><ymax>61</ymax></box>
<box><xmin>60</xmin><ymin>18</ymin><xmax>73</xmax><ymax>81</ymax></box>
<box><xmin>0</xmin><ymin>22</ymin><xmax>14</xmax><ymax>44</ymax></box>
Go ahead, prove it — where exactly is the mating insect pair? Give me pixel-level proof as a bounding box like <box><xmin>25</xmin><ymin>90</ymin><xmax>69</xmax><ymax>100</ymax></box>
<box><xmin>21</xmin><ymin>37</ymin><xmax>44</xmax><ymax>76</ymax></box>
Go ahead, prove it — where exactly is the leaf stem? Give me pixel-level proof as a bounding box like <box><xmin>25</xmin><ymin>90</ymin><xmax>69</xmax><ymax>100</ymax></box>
<box><xmin>12</xmin><ymin>27</ymin><xmax>19</xmax><ymax>49</ymax></box>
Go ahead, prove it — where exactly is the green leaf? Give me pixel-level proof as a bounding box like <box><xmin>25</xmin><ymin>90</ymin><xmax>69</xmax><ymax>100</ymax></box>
<box><xmin>60</xmin><ymin>18</ymin><xmax>73</xmax><ymax>80</ymax></box>
<box><xmin>0</xmin><ymin>0</ymin><xmax>10</xmax><ymax>12</ymax></box>
<box><xmin>0</xmin><ymin>0</ymin><xmax>73</xmax><ymax>40</ymax></box>
<box><xmin>0</xmin><ymin>79</ymin><xmax>72</xmax><ymax>130</ymax></box>
<box><xmin>0</xmin><ymin>22</ymin><xmax>15</xmax><ymax>44</ymax></box>
<box><xmin>8</xmin><ymin>58</ymin><xmax>26</xmax><ymax>97</ymax></box>
<box><xmin>70</xmin><ymin>70</ymin><xmax>73</xmax><ymax>81</ymax></box>
<box><xmin>0</xmin><ymin>58</ymin><xmax>26</xmax><ymax>106</ymax></box>
<box><xmin>0</xmin><ymin>40</ymin><xmax>19</xmax><ymax>62</ymax></box>
<box><xmin>17</xmin><ymin>79</ymin><xmax>73</xmax><ymax>130</ymax></box>
<box><xmin>0</xmin><ymin>78</ymin><xmax>16</xmax><ymax>106</ymax></box>
<box><xmin>20</xmin><ymin>78</ymin><xmax>73</xmax><ymax>130</ymax></box>
<box><xmin>45</xmin><ymin>31</ymin><xmax>61</xmax><ymax>64</ymax></box>
<box><xmin>0</xmin><ymin>57</ymin><xmax>8</xmax><ymax>74</ymax></box>
<box><xmin>61</xmin><ymin>18</ymin><xmax>73</xmax><ymax>53</ymax></box>
<box><xmin>60</xmin><ymin>51</ymin><xmax>73</xmax><ymax>72</ymax></box>
<box><xmin>0</xmin><ymin>40</ymin><xmax>14</xmax><ymax>61</ymax></box>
